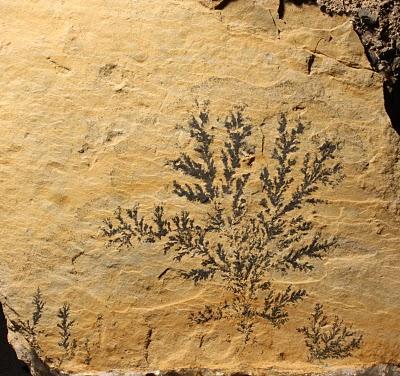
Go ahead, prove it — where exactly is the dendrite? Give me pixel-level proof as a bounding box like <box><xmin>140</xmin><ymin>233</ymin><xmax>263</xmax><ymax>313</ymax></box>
<box><xmin>297</xmin><ymin>303</ymin><xmax>363</xmax><ymax>360</ymax></box>
<box><xmin>56</xmin><ymin>303</ymin><xmax>77</xmax><ymax>366</ymax></box>
<box><xmin>7</xmin><ymin>287</ymin><xmax>45</xmax><ymax>352</ymax></box>
<box><xmin>102</xmin><ymin>103</ymin><xmax>344</xmax><ymax>342</ymax></box>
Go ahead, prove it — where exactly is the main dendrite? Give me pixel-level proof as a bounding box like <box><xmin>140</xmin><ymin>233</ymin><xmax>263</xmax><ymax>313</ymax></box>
<box><xmin>102</xmin><ymin>102</ymin><xmax>344</xmax><ymax>343</ymax></box>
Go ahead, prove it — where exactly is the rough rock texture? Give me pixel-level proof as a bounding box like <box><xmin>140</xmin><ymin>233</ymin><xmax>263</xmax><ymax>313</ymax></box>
<box><xmin>0</xmin><ymin>0</ymin><xmax>399</xmax><ymax>375</ymax></box>
<box><xmin>208</xmin><ymin>0</ymin><xmax>400</xmax><ymax>131</ymax></box>
<box><xmin>8</xmin><ymin>331</ymin><xmax>57</xmax><ymax>376</ymax></box>
<box><xmin>317</xmin><ymin>0</ymin><xmax>400</xmax><ymax>82</ymax></box>
<box><xmin>315</xmin><ymin>0</ymin><xmax>400</xmax><ymax>132</ymax></box>
<box><xmin>69</xmin><ymin>365</ymin><xmax>400</xmax><ymax>376</ymax></box>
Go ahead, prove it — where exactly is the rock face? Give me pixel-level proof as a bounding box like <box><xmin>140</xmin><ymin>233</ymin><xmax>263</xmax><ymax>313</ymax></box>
<box><xmin>315</xmin><ymin>0</ymin><xmax>400</xmax><ymax>132</ymax></box>
<box><xmin>0</xmin><ymin>303</ymin><xmax>31</xmax><ymax>375</ymax></box>
<box><xmin>0</xmin><ymin>0</ymin><xmax>399</xmax><ymax>375</ymax></box>
<box><xmin>317</xmin><ymin>0</ymin><xmax>400</xmax><ymax>82</ymax></box>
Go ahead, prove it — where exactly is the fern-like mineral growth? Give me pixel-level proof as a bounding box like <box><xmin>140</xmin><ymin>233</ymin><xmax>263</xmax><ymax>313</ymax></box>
<box><xmin>4</xmin><ymin>290</ymin><xmax>99</xmax><ymax>370</ymax></box>
<box><xmin>102</xmin><ymin>103</ymin><xmax>344</xmax><ymax>342</ymax></box>
<box><xmin>83</xmin><ymin>338</ymin><xmax>92</xmax><ymax>365</ymax></box>
<box><xmin>56</xmin><ymin>303</ymin><xmax>77</xmax><ymax>365</ymax></box>
<box><xmin>297</xmin><ymin>303</ymin><xmax>363</xmax><ymax>360</ymax></box>
<box><xmin>8</xmin><ymin>287</ymin><xmax>45</xmax><ymax>352</ymax></box>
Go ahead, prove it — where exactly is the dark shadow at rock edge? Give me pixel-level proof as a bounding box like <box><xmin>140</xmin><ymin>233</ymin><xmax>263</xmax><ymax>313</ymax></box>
<box><xmin>0</xmin><ymin>302</ymin><xmax>31</xmax><ymax>376</ymax></box>
<box><xmin>384</xmin><ymin>78</ymin><xmax>400</xmax><ymax>134</ymax></box>
<box><xmin>213</xmin><ymin>0</ymin><xmax>234</xmax><ymax>10</ymax></box>
<box><xmin>203</xmin><ymin>0</ymin><xmax>400</xmax><ymax>134</ymax></box>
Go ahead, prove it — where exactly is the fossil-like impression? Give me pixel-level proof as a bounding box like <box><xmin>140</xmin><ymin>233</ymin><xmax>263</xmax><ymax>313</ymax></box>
<box><xmin>298</xmin><ymin>303</ymin><xmax>363</xmax><ymax>360</ymax></box>
<box><xmin>102</xmin><ymin>103</ymin><xmax>344</xmax><ymax>342</ymax></box>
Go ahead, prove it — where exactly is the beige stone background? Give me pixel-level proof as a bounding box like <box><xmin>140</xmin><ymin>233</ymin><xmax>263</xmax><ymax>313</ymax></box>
<box><xmin>0</xmin><ymin>0</ymin><xmax>399</xmax><ymax>373</ymax></box>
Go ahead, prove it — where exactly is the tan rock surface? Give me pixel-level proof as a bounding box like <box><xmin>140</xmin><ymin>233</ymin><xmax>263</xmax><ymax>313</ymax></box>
<box><xmin>0</xmin><ymin>0</ymin><xmax>399</xmax><ymax>374</ymax></box>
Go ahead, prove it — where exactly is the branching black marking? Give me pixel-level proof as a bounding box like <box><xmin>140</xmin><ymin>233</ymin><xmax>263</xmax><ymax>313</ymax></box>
<box><xmin>102</xmin><ymin>204</ymin><xmax>170</xmax><ymax>248</ymax></box>
<box><xmin>56</xmin><ymin>303</ymin><xmax>77</xmax><ymax>366</ymax></box>
<box><xmin>83</xmin><ymin>338</ymin><xmax>92</xmax><ymax>365</ymax></box>
<box><xmin>170</xmin><ymin>104</ymin><xmax>218</xmax><ymax>203</ymax></box>
<box><xmin>4</xmin><ymin>289</ymin><xmax>102</xmax><ymax>369</ymax></box>
<box><xmin>297</xmin><ymin>303</ymin><xmax>363</xmax><ymax>360</ymax></box>
<box><xmin>102</xmin><ymin>104</ymin><xmax>344</xmax><ymax>342</ymax></box>
<box><xmin>144</xmin><ymin>326</ymin><xmax>153</xmax><ymax>365</ymax></box>
<box><xmin>8</xmin><ymin>287</ymin><xmax>45</xmax><ymax>353</ymax></box>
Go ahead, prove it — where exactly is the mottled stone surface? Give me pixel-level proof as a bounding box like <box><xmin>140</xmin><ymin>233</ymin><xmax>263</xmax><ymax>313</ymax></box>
<box><xmin>316</xmin><ymin>0</ymin><xmax>400</xmax><ymax>82</ymax></box>
<box><xmin>0</xmin><ymin>0</ymin><xmax>399</xmax><ymax>375</ymax></box>
<box><xmin>314</xmin><ymin>0</ymin><xmax>400</xmax><ymax>132</ymax></box>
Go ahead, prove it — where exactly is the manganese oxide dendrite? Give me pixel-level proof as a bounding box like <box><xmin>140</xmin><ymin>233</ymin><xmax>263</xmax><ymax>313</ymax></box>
<box><xmin>297</xmin><ymin>303</ymin><xmax>363</xmax><ymax>360</ymax></box>
<box><xmin>102</xmin><ymin>102</ymin><xmax>344</xmax><ymax>342</ymax></box>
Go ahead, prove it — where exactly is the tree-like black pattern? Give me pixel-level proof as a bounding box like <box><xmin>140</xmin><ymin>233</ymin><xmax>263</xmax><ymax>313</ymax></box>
<box><xmin>102</xmin><ymin>103</ymin><xmax>344</xmax><ymax>343</ymax></box>
<box><xmin>297</xmin><ymin>304</ymin><xmax>363</xmax><ymax>360</ymax></box>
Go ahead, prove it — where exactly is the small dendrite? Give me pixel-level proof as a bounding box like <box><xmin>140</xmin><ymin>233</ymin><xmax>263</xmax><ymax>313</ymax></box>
<box><xmin>101</xmin><ymin>204</ymin><xmax>170</xmax><ymax>248</ymax></box>
<box><xmin>83</xmin><ymin>338</ymin><xmax>92</xmax><ymax>365</ymax></box>
<box><xmin>56</xmin><ymin>303</ymin><xmax>77</xmax><ymax>365</ymax></box>
<box><xmin>143</xmin><ymin>325</ymin><xmax>153</xmax><ymax>365</ymax></box>
<box><xmin>32</xmin><ymin>287</ymin><xmax>45</xmax><ymax>326</ymax></box>
<box><xmin>297</xmin><ymin>303</ymin><xmax>363</xmax><ymax>360</ymax></box>
<box><xmin>8</xmin><ymin>287</ymin><xmax>45</xmax><ymax>352</ymax></box>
